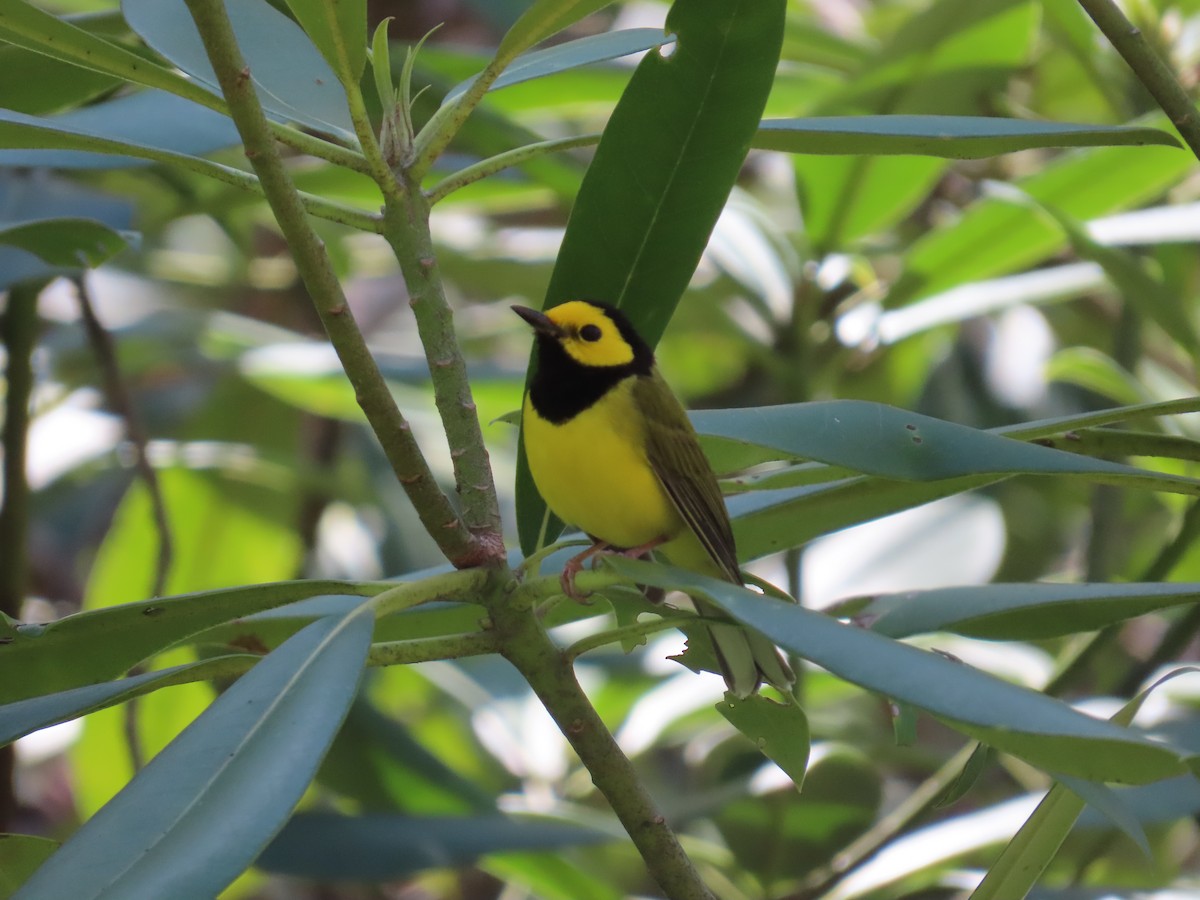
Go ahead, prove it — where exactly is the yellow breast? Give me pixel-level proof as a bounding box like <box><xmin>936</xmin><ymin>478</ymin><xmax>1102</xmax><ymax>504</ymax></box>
<box><xmin>523</xmin><ymin>379</ymin><xmax>680</xmax><ymax>549</ymax></box>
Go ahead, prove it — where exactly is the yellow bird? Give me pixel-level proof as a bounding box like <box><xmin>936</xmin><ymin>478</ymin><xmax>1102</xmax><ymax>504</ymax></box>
<box><xmin>515</xmin><ymin>299</ymin><xmax>793</xmax><ymax>698</ymax></box>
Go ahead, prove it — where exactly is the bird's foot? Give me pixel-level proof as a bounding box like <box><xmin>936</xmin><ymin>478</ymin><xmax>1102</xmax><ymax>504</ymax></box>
<box><xmin>561</xmin><ymin>542</ymin><xmax>610</xmax><ymax>603</ymax></box>
<box><xmin>560</xmin><ymin>536</ymin><xmax>668</xmax><ymax>603</ymax></box>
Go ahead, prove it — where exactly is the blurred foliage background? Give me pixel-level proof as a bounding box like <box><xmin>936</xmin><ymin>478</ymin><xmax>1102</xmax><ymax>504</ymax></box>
<box><xmin>7</xmin><ymin>0</ymin><xmax>1200</xmax><ymax>897</ymax></box>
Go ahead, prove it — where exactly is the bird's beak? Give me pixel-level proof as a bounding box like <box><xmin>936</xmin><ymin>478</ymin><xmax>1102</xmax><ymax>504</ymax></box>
<box><xmin>512</xmin><ymin>305</ymin><xmax>563</xmax><ymax>337</ymax></box>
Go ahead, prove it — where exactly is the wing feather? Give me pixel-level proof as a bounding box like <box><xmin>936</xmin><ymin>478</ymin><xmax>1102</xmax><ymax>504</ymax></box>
<box><xmin>634</xmin><ymin>371</ymin><xmax>740</xmax><ymax>582</ymax></box>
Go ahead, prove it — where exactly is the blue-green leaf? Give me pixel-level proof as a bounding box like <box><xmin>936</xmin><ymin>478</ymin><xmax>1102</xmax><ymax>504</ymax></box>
<box><xmin>257</xmin><ymin>812</ymin><xmax>609</xmax><ymax>881</ymax></box>
<box><xmin>16</xmin><ymin>610</ymin><xmax>373</xmax><ymax>900</ymax></box>
<box><xmin>603</xmin><ymin>558</ymin><xmax>1191</xmax><ymax>785</ymax></box>
<box><xmin>122</xmin><ymin>0</ymin><xmax>354</xmax><ymax>140</ymax></box>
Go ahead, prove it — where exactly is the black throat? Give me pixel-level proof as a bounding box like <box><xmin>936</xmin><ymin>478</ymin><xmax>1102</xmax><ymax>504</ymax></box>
<box><xmin>528</xmin><ymin>325</ymin><xmax>654</xmax><ymax>425</ymax></box>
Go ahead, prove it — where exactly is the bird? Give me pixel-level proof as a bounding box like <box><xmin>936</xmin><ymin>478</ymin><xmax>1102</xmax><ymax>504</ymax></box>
<box><xmin>514</xmin><ymin>299</ymin><xmax>793</xmax><ymax>698</ymax></box>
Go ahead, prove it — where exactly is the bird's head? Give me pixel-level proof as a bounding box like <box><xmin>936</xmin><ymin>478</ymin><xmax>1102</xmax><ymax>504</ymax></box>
<box><xmin>512</xmin><ymin>300</ymin><xmax>652</xmax><ymax>370</ymax></box>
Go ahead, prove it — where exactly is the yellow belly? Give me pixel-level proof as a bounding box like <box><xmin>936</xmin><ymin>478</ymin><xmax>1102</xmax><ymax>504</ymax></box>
<box><xmin>524</xmin><ymin>380</ymin><xmax>680</xmax><ymax>549</ymax></box>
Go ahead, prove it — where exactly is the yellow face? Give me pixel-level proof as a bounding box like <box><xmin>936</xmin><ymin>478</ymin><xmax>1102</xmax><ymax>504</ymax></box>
<box><xmin>543</xmin><ymin>301</ymin><xmax>635</xmax><ymax>368</ymax></box>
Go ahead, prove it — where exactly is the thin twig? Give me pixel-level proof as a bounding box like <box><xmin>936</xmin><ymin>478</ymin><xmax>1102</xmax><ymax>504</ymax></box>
<box><xmin>1077</xmin><ymin>0</ymin><xmax>1200</xmax><ymax>160</ymax></box>
<box><xmin>425</xmin><ymin>134</ymin><xmax>600</xmax><ymax>205</ymax></box>
<box><xmin>182</xmin><ymin>0</ymin><xmax>480</xmax><ymax>568</ymax></box>
<box><xmin>327</xmin><ymin>25</ymin><xmax>502</xmax><ymax>552</ymax></box>
<box><xmin>0</xmin><ymin>281</ymin><xmax>40</xmax><ymax>829</ymax></box>
<box><xmin>75</xmin><ymin>276</ymin><xmax>174</xmax><ymax>772</ymax></box>
<box><xmin>75</xmin><ymin>276</ymin><xmax>173</xmax><ymax>597</ymax></box>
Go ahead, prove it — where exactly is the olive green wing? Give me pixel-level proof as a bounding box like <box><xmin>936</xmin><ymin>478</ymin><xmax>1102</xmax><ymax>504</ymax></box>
<box><xmin>633</xmin><ymin>369</ymin><xmax>740</xmax><ymax>582</ymax></box>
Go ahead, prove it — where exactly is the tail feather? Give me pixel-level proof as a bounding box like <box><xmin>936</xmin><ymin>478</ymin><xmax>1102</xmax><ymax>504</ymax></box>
<box><xmin>695</xmin><ymin>598</ymin><xmax>793</xmax><ymax>699</ymax></box>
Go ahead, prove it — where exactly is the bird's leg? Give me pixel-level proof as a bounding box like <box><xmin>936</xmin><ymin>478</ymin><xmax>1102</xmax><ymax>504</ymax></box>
<box><xmin>615</xmin><ymin>535</ymin><xmax>668</xmax><ymax>560</ymax></box>
<box><xmin>560</xmin><ymin>536</ymin><xmax>668</xmax><ymax>602</ymax></box>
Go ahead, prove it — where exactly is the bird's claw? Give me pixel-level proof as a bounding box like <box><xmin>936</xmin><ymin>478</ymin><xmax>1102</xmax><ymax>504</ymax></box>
<box><xmin>560</xmin><ymin>560</ymin><xmax>593</xmax><ymax>604</ymax></box>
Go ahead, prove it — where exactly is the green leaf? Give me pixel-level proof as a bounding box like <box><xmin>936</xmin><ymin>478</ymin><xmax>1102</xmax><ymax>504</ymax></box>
<box><xmin>968</xmin><ymin>673</ymin><xmax>1189</xmax><ymax>899</ymax></box>
<box><xmin>603</xmin><ymin>558</ymin><xmax>1191</xmax><ymax>784</ymax></box>
<box><xmin>0</xmin><ymin>835</ymin><xmax>57</xmax><ymax>900</ymax></box>
<box><xmin>0</xmin><ymin>38</ymin><xmax>119</xmax><ymax>115</ymax></box>
<box><xmin>717</xmin><ymin>692</ymin><xmax>810</xmax><ymax>789</ymax></box>
<box><xmin>318</xmin><ymin>700</ymin><xmax>494</xmax><ymax>814</ymax></box>
<box><xmin>16</xmin><ymin>610</ymin><xmax>373</xmax><ymax>900</ymax></box>
<box><xmin>0</xmin><ymin>579</ymin><xmax>385</xmax><ymax>705</ymax></box>
<box><xmin>0</xmin><ymin>0</ymin><xmax>215</xmax><ymax>109</ymax></box>
<box><xmin>495</xmin><ymin>0</ymin><xmax>617</xmax><ymax>65</ymax></box>
<box><xmin>0</xmin><ymin>655</ymin><xmax>258</xmax><ymax>748</ymax></box>
<box><xmin>758</xmin><ymin>116</ymin><xmax>1177</xmax><ymax>158</ymax></box>
<box><xmin>371</xmin><ymin>17</ymin><xmax>395</xmax><ymax>109</ymax></box>
<box><xmin>282</xmin><ymin>0</ymin><xmax>366</xmax><ymax>83</ymax></box>
<box><xmin>935</xmin><ymin>743</ymin><xmax>993</xmax><ymax>808</ymax></box>
<box><xmin>257</xmin><ymin>812</ymin><xmax>608</xmax><ymax>881</ymax></box>
<box><xmin>122</xmin><ymin>0</ymin><xmax>355</xmax><ymax>139</ymax></box>
<box><xmin>0</xmin><ymin>217</ymin><xmax>129</xmax><ymax>268</ymax></box>
<box><xmin>1018</xmin><ymin>195</ymin><xmax>1200</xmax><ymax>354</ymax></box>
<box><xmin>516</xmin><ymin>0</ymin><xmax>786</xmax><ymax>554</ymax></box>
<box><xmin>484</xmin><ymin>852</ymin><xmax>624</xmax><ymax>900</ymax></box>
<box><xmin>793</xmin><ymin>0</ymin><xmax>1037</xmax><ymax>250</ymax></box>
<box><xmin>968</xmin><ymin>780</ymin><xmax>1085</xmax><ymax>900</ymax></box>
<box><xmin>865</xmin><ymin>582</ymin><xmax>1200</xmax><ymax>641</ymax></box>
<box><xmin>1045</xmin><ymin>346</ymin><xmax>1147</xmax><ymax>405</ymax></box>
<box><xmin>890</xmin><ymin>118</ymin><xmax>1192</xmax><ymax>306</ymax></box>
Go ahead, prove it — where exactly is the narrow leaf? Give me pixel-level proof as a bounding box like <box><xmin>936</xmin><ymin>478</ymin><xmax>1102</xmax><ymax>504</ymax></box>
<box><xmin>0</xmin><ymin>579</ymin><xmax>388</xmax><ymax>704</ymax></box>
<box><xmin>690</xmin><ymin>400</ymin><xmax>1199</xmax><ymax>488</ymax></box>
<box><xmin>282</xmin><ymin>0</ymin><xmax>367</xmax><ymax>82</ymax></box>
<box><xmin>968</xmin><ymin>782</ymin><xmax>1084</xmax><ymax>900</ymax></box>
<box><xmin>604</xmin><ymin>558</ymin><xmax>1190</xmax><ymax>784</ymax></box>
<box><xmin>0</xmin><ymin>218</ymin><xmax>129</xmax><ymax>268</ymax></box>
<box><xmin>865</xmin><ymin>582</ymin><xmax>1200</xmax><ymax>641</ymax></box>
<box><xmin>0</xmin><ymin>0</ymin><xmax>212</xmax><ymax>108</ymax></box>
<box><xmin>16</xmin><ymin>610</ymin><xmax>373</xmax><ymax>900</ymax></box>
<box><xmin>122</xmin><ymin>0</ymin><xmax>355</xmax><ymax>139</ymax></box>
<box><xmin>0</xmin><ymin>655</ymin><xmax>259</xmax><ymax>748</ymax></box>
<box><xmin>496</xmin><ymin>0</ymin><xmax>617</xmax><ymax>65</ymax></box>
<box><xmin>755</xmin><ymin>116</ymin><xmax>1178</xmax><ymax>158</ymax></box>
<box><xmin>443</xmin><ymin>28</ymin><xmax>671</xmax><ymax>106</ymax></box>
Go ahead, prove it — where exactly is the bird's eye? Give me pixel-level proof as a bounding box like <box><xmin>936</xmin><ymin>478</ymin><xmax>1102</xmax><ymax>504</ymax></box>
<box><xmin>580</xmin><ymin>324</ymin><xmax>602</xmax><ymax>342</ymax></box>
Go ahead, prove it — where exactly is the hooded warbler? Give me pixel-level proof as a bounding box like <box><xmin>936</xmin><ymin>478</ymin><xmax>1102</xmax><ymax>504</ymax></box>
<box><xmin>514</xmin><ymin>300</ymin><xmax>793</xmax><ymax>698</ymax></box>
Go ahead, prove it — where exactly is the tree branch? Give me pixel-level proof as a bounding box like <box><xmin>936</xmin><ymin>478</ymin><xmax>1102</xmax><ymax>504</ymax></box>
<box><xmin>494</xmin><ymin>583</ymin><xmax>715</xmax><ymax>900</ymax></box>
<box><xmin>1077</xmin><ymin>0</ymin><xmax>1200</xmax><ymax>161</ymax></box>
<box><xmin>75</xmin><ymin>276</ymin><xmax>173</xmax><ymax>598</ymax></box>
<box><xmin>0</xmin><ymin>280</ymin><xmax>40</xmax><ymax>830</ymax></box>
<box><xmin>333</xmin><ymin>46</ymin><xmax>503</xmax><ymax>551</ymax></box>
<box><xmin>182</xmin><ymin>0</ymin><xmax>480</xmax><ymax>568</ymax></box>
